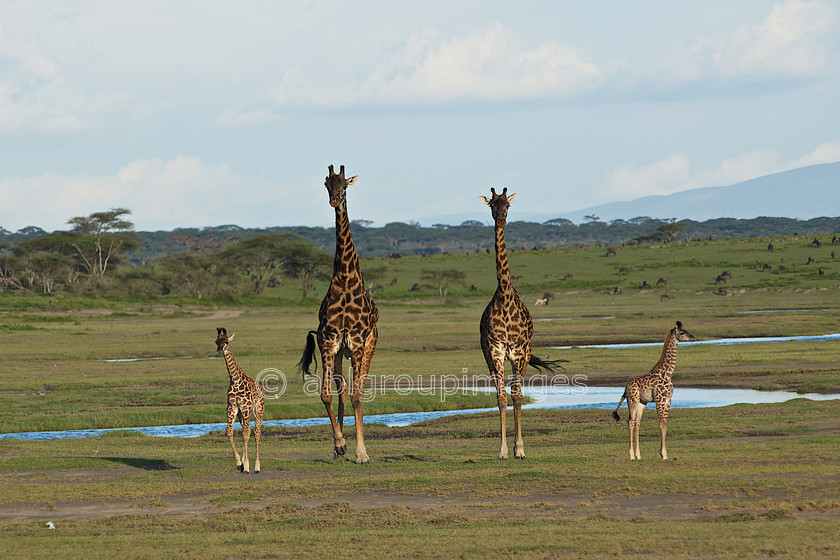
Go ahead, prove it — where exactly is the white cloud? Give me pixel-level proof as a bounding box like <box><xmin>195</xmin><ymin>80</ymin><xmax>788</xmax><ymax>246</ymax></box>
<box><xmin>786</xmin><ymin>141</ymin><xmax>840</xmax><ymax>168</ymax></box>
<box><xmin>603</xmin><ymin>142</ymin><xmax>840</xmax><ymax>201</ymax></box>
<box><xmin>0</xmin><ymin>156</ymin><xmax>318</xmax><ymax>232</ymax></box>
<box><xmin>263</xmin><ymin>24</ymin><xmax>604</xmax><ymax>110</ymax></box>
<box><xmin>603</xmin><ymin>154</ymin><xmax>691</xmax><ymax>201</ymax></box>
<box><xmin>666</xmin><ymin>0</ymin><xmax>837</xmax><ymax>82</ymax></box>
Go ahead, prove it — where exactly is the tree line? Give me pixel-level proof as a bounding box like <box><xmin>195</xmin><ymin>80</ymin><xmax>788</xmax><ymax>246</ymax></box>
<box><xmin>3</xmin><ymin>209</ymin><xmax>840</xmax><ymax>299</ymax></box>
<box><xmin>0</xmin><ymin>209</ymin><xmax>332</xmax><ymax>299</ymax></box>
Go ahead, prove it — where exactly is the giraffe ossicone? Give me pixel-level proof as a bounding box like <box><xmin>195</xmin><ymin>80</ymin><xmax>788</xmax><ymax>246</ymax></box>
<box><xmin>612</xmin><ymin>321</ymin><xmax>696</xmax><ymax>460</ymax></box>
<box><xmin>216</xmin><ymin>327</ymin><xmax>265</xmax><ymax>474</ymax></box>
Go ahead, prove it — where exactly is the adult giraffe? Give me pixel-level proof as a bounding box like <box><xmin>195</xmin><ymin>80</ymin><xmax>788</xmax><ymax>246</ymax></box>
<box><xmin>298</xmin><ymin>165</ymin><xmax>379</xmax><ymax>464</ymax></box>
<box><xmin>479</xmin><ymin>187</ymin><xmax>565</xmax><ymax>459</ymax></box>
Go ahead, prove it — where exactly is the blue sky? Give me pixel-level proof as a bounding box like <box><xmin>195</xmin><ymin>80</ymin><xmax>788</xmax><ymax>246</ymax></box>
<box><xmin>1</xmin><ymin>0</ymin><xmax>839</xmax><ymax>231</ymax></box>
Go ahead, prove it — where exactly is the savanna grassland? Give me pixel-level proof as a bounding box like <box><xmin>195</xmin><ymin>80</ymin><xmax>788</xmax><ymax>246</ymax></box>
<box><xmin>1</xmin><ymin>235</ymin><xmax>839</xmax><ymax>559</ymax></box>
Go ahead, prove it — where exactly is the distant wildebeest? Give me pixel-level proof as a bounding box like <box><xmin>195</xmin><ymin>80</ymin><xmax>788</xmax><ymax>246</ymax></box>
<box><xmin>768</xmin><ymin>243</ymin><xmax>774</xmax><ymax>252</ymax></box>
<box><xmin>656</xmin><ymin>277</ymin><xmax>667</xmax><ymax>286</ymax></box>
<box><xmin>410</xmin><ymin>282</ymin><xmax>421</xmax><ymax>291</ymax></box>
<box><xmin>542</xmin><ymin>292</ymin><xmax>555</xmax><ymax>302</ymax></box>
<box><xmin>755</xmin><ymin>260</ymin><xmax>763</xmax><ymax>269</ymax></box>
<box><xmin>613</xmin><ymin>287</ymin><xmax>622</xmax><ymax>295</ymax></box>
<box><xmin>713</xmin><ymin>287</ymin><xmax>727</xmax><ymax>296</ymax></box>
<box><xmin>833</xmin><ymin>235</ymin><xmax>839</xmax><ymax>245</ymax></box>
<box><xmin>390</xmin><ymin>277</ymin><xmax>398</xmax><ymax>286</ymax></box>
<box><xmin>807</xmin><ymin>257</ymin><xmax>815</xmax><ymax>265</ymax></box>
<box><xmin>777</xmin><ymin>265</ymin><xmax>788</xmax><ymax>274</ymax></box>
<box><xmin>819</xmin><ymin>268</ymin><xmax>825</xmax><ymax>276</ymax></box>
<box><xmin>763</xmin><ymin>263</ymin><xmax>773</xmax><ymax>272</ymax></box>
<box><xmin>618</xmin><ymin>266</ymin><xmax>630</xmax><ymax>274</ymax></box>
<box><xmin>605</xmin><ymin>247</ymin><xmax>617</xmax><ymax>257</ymax></box>
<box><xmin>813</xmin><ymin>237</ymin><xmax>822</xmax><ymax>248</ymax></box>
<box><xmin>562</xmin><ymin>273</ymin><xmax>573</xmax><ymax>281</ymax></box>
<box><xmin>715</xmin><ymin>274</ymin><xmax>727</xmax><ymax>285</ymax></box>
<box><xmin>660</xmin><ymin>293</ymin><xmax>670</xmax><ymax>302</ymax></box>
<box><xmin>641</xmin><ymin>280</ymin><xmax>651</xmax><ymax>290</ymax></box>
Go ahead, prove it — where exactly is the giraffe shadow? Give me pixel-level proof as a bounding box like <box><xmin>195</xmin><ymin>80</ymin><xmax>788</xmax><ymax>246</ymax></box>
<box><xmin>99</xmin><ymin>457</ymin><xmax>179</xmax><ymax>471</ymax></box>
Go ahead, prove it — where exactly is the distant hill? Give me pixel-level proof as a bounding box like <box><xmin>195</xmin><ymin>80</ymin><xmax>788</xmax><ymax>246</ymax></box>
<box><xmin>562</xmin><ymin>161</ymin><xmax>840</xmax><ymax>223</ymax></box>
<box><xmin>418</xmin><ymin>162</ymin><xmax>840</xmax><ymax>226</ymax></box>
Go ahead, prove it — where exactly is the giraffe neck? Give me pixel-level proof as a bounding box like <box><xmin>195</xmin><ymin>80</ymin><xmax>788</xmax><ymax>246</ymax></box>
<box><xmin>653</xmin><ymin>330</ymin><xmax>679</xmax><ymax>377</ymax></box>
<box><xmin>494</xmin><ymin>223</ymin><xmax>513</xmax><ymax>293</ymax></box>
<box><xmin>223</xmin><ymin>347</ymin><xmax>244</xmax><ymax>384</ymax></box>
<box><xmin>333</xmin><ymin>203</ymin><xmax>361</xmax><ymax>279</ymax></box>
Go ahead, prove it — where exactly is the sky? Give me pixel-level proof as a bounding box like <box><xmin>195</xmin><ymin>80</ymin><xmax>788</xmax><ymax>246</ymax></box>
<box><xmin>1</xmin><ymin>0</ymin><xmax>840</xmax><ymax>232</ymax></box>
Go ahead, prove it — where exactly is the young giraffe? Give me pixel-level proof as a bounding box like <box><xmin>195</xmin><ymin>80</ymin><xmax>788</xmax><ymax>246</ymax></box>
<box><xmin>612</xmin><ymin>321</ymin><xmax>696</xmax><ymax>460</ymax></box>
<box><xmin>479</xmin><ymin>187</ymin><xmax>565</xmax><ymax>459</ymax></box>
<box><xmin>215</xmin><ymin>327</ymin><xmax>265</xmax><ymax>473</ymax></box>
<box><xmin>298</xmin><ymin>165</ymin><xmax>379</xmax><ymax>464</ymax></box>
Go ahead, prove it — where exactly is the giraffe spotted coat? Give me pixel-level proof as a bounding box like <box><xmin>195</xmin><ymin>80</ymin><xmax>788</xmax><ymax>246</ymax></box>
<box><xmin>613</xmin><ymin>321</ymin><xmax>695</xmax><ymax>460</ymax></box>
<box><xmin>216</xmin><ymin>327</ymin><xmax>264</xmax><ymax>474</ymax></box>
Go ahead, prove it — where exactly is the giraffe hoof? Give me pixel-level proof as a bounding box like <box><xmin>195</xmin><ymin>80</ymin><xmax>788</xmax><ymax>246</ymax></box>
<box><xmin>237</xmin><ymin>464</ymin><xmax>244</xmax><ymax>472</ymax></box>
<box><xmin>334</xmin><ymin>445</ymin><xmax>347</xmax><ymax>458</ymax></box>
<box><xmin>515</xmin><ymin>454</ymin><xmax>526</xmax><ymax>460</ymax></box>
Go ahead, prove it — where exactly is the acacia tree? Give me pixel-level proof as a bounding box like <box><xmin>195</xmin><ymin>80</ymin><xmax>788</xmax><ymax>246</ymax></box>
<box><xmin>421</xmin><ymin>268</ymin><xmax>466</xmax><ymax>304</ymax></box>
<box><xmin>279</xmin><ymin>241</ymin><xmax>331</xmax><ymax>298</ymax></box>
<box><xmin>0</xmin><ymin>244</ymin><xmax>24</xmax><ymax>292</ymax></box>
<box><xmin>13</xmin><ymin>236</ymin><xmax>75</xmax><ymax>293</ymax></box>
<box><xmin>158</xmin><ymin>233</ymin><xmax>235</xmax><ymax>299</ymax></box>
<box><xmin>65</xmin><ymin>208</ymin><xmax>138</xmax><ymax>283</ymax></box>
<box><xmin>221</xmin><ymin>234</ymin><xmax>301</xmax><ymax>295</ymax></box>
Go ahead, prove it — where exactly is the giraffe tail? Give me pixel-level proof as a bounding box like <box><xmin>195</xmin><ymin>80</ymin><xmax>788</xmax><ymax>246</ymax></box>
<box><xmin>612</xmin><ymin>391</ymin><xmax>626</xmax><ymax>422</ymax></box>
<box><xmin>528</xmin><ymin>354</ymin><xmax>568</xmax><ymax>373</ymax></box>
<box><xmin>297</xmin><ymin>330</ymin><xmax>319</xmax><ymax>378</ymax></box>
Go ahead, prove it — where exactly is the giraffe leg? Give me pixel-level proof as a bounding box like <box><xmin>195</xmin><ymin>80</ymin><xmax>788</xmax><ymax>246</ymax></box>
<box><xmin>319</xmin><ymin>335</ymin><xmax>346</xmax><ymax>458</ymax></box>
<box><xmin>656</xmin><ymin>398</ymin><xmax>671</xmax><ymax>460</ymax></box>
<box><xmin>511</xmin><ymin>355</ymin><xmax>528</xmax><ymax>459</ymax></box>
<box><xmin>491</xmin><ymin>352</ymin><xmax>508</xmax><ymax>460</ymax></box>
<box><xmin>334</xmin><ymin>352</ymin><xmax>346</xmax><ymax>433</ymax></box>
<box><xmin>254</xmin><ymin>400</ymin><xmax>264</xmax><ymax>473</ymax></box>
<box><xmin>350</xmin><ymin>327</ymin><xmax>377</xmax><ymax>464</ymax></box>
<box><xmin>635</xmin><ymin>404</ymin><xmax>644</xmax><ymax>460</ymax></box>
<box><xmin>240</xmin><ymin>410</ymin><xmax>251</xmax><ymax>474</ymax></box>
<box><xmin>226</xmin><ymin>404</ymin><xmax>242</xmax><ymax>471</ymax></box>
<box><xmin>630</xmin><ymin>403</ymin><xmax>644</xmax><ymax>460</ymax></box>
<box><xmin>626</xmin><ymin>403</ymin><xmax>635</xmax><ymax>460</ymax></box>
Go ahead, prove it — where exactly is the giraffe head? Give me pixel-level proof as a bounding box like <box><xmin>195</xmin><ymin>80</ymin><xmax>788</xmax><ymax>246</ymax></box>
<box><xmin>673</xmin><ymin>321</ymin><xmax>696</xmax><ymax>343</ymax></box>
<box><xmin>324</xmin><ymin>165</ymin><xmax>359</xmax><ymax>208</ymax></box>
<box><xmin>215</xmin><ymin>327</ymin><xmax>236</xmax><ymax>353</ymax></box>
<box><xmin>479</xmin><ymin>187</ymin><xmax>517</xmax><ymax>227</ymax></box>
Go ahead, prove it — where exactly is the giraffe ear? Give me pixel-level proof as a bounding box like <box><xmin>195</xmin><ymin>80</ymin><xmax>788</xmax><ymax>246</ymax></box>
<box><xmin>507</xmin><ymin>193</ymin><xmax>517</xmax><ymax>204</ymax></box>
<box><xmin>479</xmin><ymin>195</ymin><xmax>491</xmax><ymax>205</ymax></box>
<box><xmin>227</xmin><ymin>333</ymin><xmax>236</xmax><ymax>342</ymax></box>
<box><xmin>346</xmin><ymin>175</ymin><xmax>359</xmax><ymax>186</ymax></box>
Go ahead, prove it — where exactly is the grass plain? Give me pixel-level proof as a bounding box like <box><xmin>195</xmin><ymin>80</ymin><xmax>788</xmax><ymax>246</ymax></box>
<box><xmin>1</xmin><ymin>234</ymin><xmax>839</xmax><ymax>558</ymax></box>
